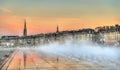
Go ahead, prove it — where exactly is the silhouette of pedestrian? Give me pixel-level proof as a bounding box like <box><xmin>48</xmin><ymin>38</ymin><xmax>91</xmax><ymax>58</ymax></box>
<box><xmin>57</xmin><ymin>57</ymin><xmax>59</xmax><ymax>62</ymax></box>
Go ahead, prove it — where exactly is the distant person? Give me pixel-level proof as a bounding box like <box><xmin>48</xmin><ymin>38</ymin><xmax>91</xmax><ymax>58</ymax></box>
<box><xmin>57</xmin><ymin>57</ymin><xmax>59</xmax><ymax>62</ymax></box>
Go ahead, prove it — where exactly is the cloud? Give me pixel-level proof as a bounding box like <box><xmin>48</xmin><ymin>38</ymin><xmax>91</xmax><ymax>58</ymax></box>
<box><xmin>0</xmin><ymin>7</ymin><xmax>12</xmax><ymax>14</ymax></box>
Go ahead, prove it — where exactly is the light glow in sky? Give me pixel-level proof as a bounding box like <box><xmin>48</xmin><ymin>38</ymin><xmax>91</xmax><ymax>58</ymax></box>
<box><xmin>0</xmin><ymin>0</ymin><xmax>120</xmax><ymax>36</ymax></box>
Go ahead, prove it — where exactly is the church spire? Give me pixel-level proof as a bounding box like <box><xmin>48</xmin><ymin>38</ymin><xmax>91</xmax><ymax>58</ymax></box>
<box><xmin>23</xmin><ymin>19</ymin><xmax>27</xmax><ymax>37</ymax></box>
<box><xmin>56</xmin><ymin>25</ymin><xmax>59</xmax><ymax>33</ymax></box>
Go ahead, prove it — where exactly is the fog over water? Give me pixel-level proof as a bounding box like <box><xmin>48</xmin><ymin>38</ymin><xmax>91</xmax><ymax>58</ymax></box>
<box><xmin>36</xmin><ymin>40</ymin><xmax>120</xmax><ymax>69</ymax></box>
<box><xmin>0</xmin><ymin>40</ymin><xmax>120</xmax><ymax>69</ymax></box>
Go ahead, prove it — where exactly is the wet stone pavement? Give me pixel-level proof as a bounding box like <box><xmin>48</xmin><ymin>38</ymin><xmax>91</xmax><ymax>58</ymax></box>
<box><xmin>0</xmin><ymin>49</ymin><xmax>120</xmax><ymax>70</ymax></box>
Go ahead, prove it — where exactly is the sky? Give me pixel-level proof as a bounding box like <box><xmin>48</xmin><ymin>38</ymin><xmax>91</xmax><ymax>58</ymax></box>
<box><xmin>0</xmin><ymin>0</ymin><xmax>120</xmax><ymax>36</ymax></box>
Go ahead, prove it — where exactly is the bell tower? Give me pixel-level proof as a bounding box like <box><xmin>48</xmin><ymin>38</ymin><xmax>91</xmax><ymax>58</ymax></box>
<box><xmin>56</xmin><ymin>25</ymin><xmax>59</xmax><ymax>33</ymax></box>
<box><xmin>23</xmin><ymin>19</ymin><xmax>27</xmax><ymax>37</ymax></box>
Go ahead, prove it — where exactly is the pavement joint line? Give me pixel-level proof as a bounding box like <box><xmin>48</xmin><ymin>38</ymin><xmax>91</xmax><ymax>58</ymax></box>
<box><xmin>31</xmin><ymin>51</ymin><xmax>58</xmax><ymax>70</ymax></box>
<box><xmin>18</xmin><ymin>51</ymin><xmax>22</xmax><ymax>70</ymax></box>
<box><xmin>27</xmin><ymin>51</ymin><xmax>40</xmax><ymax>70</ymax></box>
<box><xmin>0</xmin><ymin>50</ymin><xmax>17</xmax><ymax>70</ymax></box>
<box><xmin>6</xmin><ymin>51</ymin><xmax>19</xmax><ymax>70</ymax></box>
<box><xmin>38</xmin><ymin>52</ymin><xmax>98</xmax><ymax>70</ymax></box>
<box><xmin>0</xmin><ymin>50</ymin><xmax>14</xmax><ymax>70</ymax></box>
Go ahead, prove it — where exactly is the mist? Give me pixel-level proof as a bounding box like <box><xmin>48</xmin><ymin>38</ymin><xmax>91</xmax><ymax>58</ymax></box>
<box><xmin>0</xmin><ymin>39</ymin><xmax>120</xmax><ymax>70</ymax></box>
<box><xmin>35</xmin><ymin>40</ymin><xmax>120</xmax><ymax>69</ymax></box>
